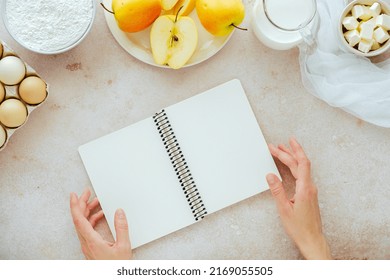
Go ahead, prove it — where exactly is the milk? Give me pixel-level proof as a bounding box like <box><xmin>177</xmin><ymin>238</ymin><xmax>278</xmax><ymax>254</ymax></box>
<box><xmin>251</xmin><ymin>0</ymin><xmax>318</xmax><ymax>50</ymax></box>
<box><xmin>264</xmin><ymin>0</ymin><xmax>316</xmax><ymax>30</ymax></box>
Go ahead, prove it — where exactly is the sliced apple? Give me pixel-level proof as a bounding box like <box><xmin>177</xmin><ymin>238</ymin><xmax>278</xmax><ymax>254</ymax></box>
<box><xmin>150</xmin><ymin>14</ymin><xmax>198</xmax><ymax>69</ymax></box>
<box><xmin>173</xmin><ymin>0</ymin><xmax>196</xmax><ymax>16</ymax></box>
<box><xmin>161</xmin><ymin>0</ymin><xmax>179</xmax><ymax>10</ymax></box>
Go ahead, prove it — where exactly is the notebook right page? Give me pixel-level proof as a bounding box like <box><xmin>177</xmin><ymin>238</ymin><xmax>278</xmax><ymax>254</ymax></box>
<box><xmin>165</xmin><ymin>79</ymin><xmax>279</xmax><ymax>214</ymax></box>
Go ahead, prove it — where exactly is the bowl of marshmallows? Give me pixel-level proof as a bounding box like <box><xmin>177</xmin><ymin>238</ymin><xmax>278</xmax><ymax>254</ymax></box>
<box><xmin>339</xmin><ymin>0</ymin><xmax>390</xmax><ymax>56</ymax></box>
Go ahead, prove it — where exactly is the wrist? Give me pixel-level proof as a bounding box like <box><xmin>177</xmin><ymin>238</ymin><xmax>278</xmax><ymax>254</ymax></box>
<box><xmin>299</xmin><ymin>234</ymin><xmax>332</xmax><ymax>260</ymax></box>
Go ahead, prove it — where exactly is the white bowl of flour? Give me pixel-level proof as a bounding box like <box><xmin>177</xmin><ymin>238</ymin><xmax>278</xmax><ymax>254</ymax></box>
<box><xmin>2</xmin><ymin>0</ymin><xmax>96</xmax><ymax>54</ymax></box>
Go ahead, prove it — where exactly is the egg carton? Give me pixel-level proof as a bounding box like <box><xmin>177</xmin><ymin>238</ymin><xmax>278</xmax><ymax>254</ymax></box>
<box><xmin>0</xmin><ymin>40</ymin><xmax>49</xmax><ymax>151</ymax></box>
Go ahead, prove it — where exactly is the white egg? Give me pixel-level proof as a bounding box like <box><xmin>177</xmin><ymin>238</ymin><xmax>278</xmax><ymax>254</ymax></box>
<box><xmin>0</xmin><ymin>98</ymin><xmax>28</xmax><ymax>128</ymax></box>
<box><xmin>0</xmin><ymin>83</ymin><xmax>5</xmax><ymax>103</ymax></box>
<box><xmin>0</xmin><ymin>56</ymin><xmax>26</xmax><ymax>85</ymax></box>
<box><xmin>0</xmin><ymin>124</ymin><xmax>7</xmax><ymax>148</ymax></box>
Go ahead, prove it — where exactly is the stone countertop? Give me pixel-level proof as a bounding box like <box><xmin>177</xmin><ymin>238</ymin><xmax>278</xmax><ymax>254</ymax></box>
<box><xmin>0</xmin><ymin>0</ymin><xmax>389</xmax><ymax>260</ymax></box>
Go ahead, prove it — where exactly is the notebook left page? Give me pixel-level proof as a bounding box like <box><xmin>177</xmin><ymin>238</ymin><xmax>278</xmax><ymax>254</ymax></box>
<box><xmin>78</xmin><ymin>117</ymin><xmax>195</xmax><ymax>248</ymax></box>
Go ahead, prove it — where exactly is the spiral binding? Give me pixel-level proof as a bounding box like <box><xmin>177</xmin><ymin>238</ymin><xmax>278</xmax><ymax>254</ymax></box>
<box><xmin>153</xmin><ymin>109</ymin><xmax>208</xmax><ymax>221</ymax></box>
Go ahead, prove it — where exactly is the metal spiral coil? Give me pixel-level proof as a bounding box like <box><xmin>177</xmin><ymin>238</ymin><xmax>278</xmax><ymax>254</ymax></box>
<box><xmin>153</xmin><ymin>109</ymin><xmax>208</xmax><ymax>221</ymax></box>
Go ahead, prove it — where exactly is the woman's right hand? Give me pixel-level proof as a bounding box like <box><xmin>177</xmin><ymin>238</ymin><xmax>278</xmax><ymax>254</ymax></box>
<box><xmin>266</xmin><ymin>138</ymin><xmax>332</xmax><ymax>260</ymax></box>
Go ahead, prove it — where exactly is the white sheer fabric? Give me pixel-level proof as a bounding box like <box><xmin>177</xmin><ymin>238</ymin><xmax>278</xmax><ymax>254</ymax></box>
<box><xmin>299</xmin><ymin>0</ymin><xmax>390</xmax><ymax>127</ymax></box>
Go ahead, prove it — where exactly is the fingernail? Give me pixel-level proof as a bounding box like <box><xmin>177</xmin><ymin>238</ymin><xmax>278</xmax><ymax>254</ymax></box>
<box><xmin>116</xmin><ymin>209</ymin><xmax>125</xmax><ymax>219</ymax></box>
<box><xmin>266</xmin><ymin>174</ymin><xmax>275</xmax><ymax>184</ymax></box>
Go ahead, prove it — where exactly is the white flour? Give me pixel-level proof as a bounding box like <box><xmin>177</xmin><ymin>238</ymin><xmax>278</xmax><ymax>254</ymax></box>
<box><xmin>5</xmin><ymin>0</ymin><xmax>94</xmax><ymax>53</ymax></box>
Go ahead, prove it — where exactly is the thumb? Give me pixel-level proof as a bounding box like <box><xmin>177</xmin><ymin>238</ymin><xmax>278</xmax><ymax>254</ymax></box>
<box><xmin>266</xmin><ymin>174</ymin><xmax>291</xmax><ymax>215</ymax></box>
<box><xmin>114</xmin><ymin>209</ymin><xmax>131</xmax><ymax>248</ymax></box>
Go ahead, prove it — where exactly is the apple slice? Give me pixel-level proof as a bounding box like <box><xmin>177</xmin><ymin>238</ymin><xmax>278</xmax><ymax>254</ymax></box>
<box><xmin>150</xmin><ymin>14</ymin><xmax>198</xmax><ymax>69</ymax></box>
<box><xmin>161</xmin><ymin>0</ymin><xmax>179</xmax><ymax>10</ymax></box>
<box><xmin>173</xmin><ymin>0</ymin><xmax>196</xmax><ymax>16</ymax></box>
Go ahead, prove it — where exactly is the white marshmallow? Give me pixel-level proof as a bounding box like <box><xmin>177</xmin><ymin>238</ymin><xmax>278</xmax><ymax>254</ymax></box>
<box><xmin>369</xmin><ymin>2</ymin><xmax>382</xmax><ymax>17</ymax></box>
<box><xmin>358</xmin><ymin>18</ymin><xmax>376</xmax><ymax>31</ymax></box>
<box><xmin>376</xmin><ymin>14</ymin><xmax>390</xmax><ymax>30</ymax></box>
<box><xmin>362</xmin><ymin>5</ymin><xmax>374</xmax><ymax>20</ymax></box>
<box><xmin>374</xmin><ymin>26</ymin><xmax>390</xmax><ymax>43</ymax></box>
<box><xmin>352</xmin><ymin>5</ymin><xmax>365</xmax><ymax>18</ymax></box>
<box><xmin>360</xmin><ymin>22</ymin><xmax>375</xmax><ymax>40</ymax></box>
<box><xmin>371</xmin><ymin>39</ymin><xmax>381</xmax><ymax>50</ymax></box>
<box><xmin>343</xmin><ymin>16</ymin><xmax>359</xmax><ymax>30</ymax></box>
<box><xmin>358</xmin><ymin>39</ymin><xmax>374</xmax><ymax>53</ymax></box>
<box><xmin>344</xmin><ymin>30</ymin><xmax>361</xmax><ymax>46</ymax></box>
<box><xmin>366</xmin><ymin>17</ymin><xmax>376</xmax><ymax>26</ymax></box>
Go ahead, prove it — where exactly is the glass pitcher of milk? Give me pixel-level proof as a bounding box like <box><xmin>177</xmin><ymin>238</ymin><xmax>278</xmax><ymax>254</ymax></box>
<box><xmin>252</xmin><ymin>0</ymin><xmax>319</xmax><ymax>50</ymax></box>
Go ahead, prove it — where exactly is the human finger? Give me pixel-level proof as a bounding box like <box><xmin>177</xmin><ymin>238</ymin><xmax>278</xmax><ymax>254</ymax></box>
<box><xmin>80</xmin><ymin>188</ymin><xmax>91</xmax><ymax>204</ymax></box>
<box><xmin>89</xmin><ymin>210</ymin><xmax>105</xmax><ymax>228</ymax></box>
<box><xmin>269</xmin><ymin>144</ymin><xmax>297</xmax><ymax>166</ymax></box>
<box><xmin>78</xmin><ymin>189</ymin><xmax>92</xmax><ymax>217</ymax></box>
<box><xmin>70</xmin><ymin>193</ymin><xmax>91</xmax><ymax>255</ymax></box>
<box><xmin>289</xmin><ymin>138</ymin><xmax>311</xmax><ymax>184</ymax></box>
<box><xmin>289</xmin><ymin>138</ymin><xmax>308</xmax><ymax>160</ymax></box>
<box><xmin>278</xmin><ymin>144</ymin><xmax>294</xmax><ymax>156</ymax></box>
<box><xmin>269</xmin><ymin>144</ymin><xmax>298</xmax><ymax>178</ymax></box>
<box><xmin>84</xmin><ymin>197</ymin><xmax>100</xmax><ymax>220</ymax></box>
<box><xmin>266</xmin><ymin>174</ymin><xmax>292</xmax><ymax>216</ymax></box>
<box><xmin>70</xmin><ymin>193</ymin><xmax>102</xmax><ymax>242</ymax></box>
<box><xmin>83</xmin><ymin>197</ymin><xmax>99</xmax><ymax>218</ymax></box>
<box><xmin>114</xmin><ymin>209</ymin><xmax>131</xmax><ymax>249</ymax></box>
<box><xmin>87</xmin><ymin>197</ymin><xmax>100</xmax><ymax>212</ymax></box>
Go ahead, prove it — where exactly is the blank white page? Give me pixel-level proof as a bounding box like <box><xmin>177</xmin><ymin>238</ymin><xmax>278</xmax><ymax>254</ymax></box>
<box><xmin>79</xmin><ymin>79</ymin><xmax>279</xmax><ymax>248</ymax></box>
<box><xmin>165</xmin><ymin>79</ymin><xmax>279</xmax><ymax>214</ymax></box>
<box><xmin>79</xmin><ymin>118</ymin><xmax>195</xmax><ymax>248</ymax></box>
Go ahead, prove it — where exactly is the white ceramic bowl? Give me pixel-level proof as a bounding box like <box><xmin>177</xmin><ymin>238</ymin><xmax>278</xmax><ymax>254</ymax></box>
<box><xmin>339</xmin><ymin>0</ymin><xmax>390</xmax><ymax>57</ymax></box>
<box><xmin>1</xmin><ymin>0</ymin><xmax>96</xmax><ymax>55</ymax></box>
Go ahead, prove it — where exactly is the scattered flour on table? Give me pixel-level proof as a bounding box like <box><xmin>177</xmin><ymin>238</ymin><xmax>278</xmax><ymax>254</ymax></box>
<box><xmin>5</xmin><ymin>0</ymin><xmax>94</xmax><ymax>52</ymax></box>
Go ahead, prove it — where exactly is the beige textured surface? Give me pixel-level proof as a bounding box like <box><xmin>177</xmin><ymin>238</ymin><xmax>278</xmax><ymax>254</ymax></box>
<box><xmin>0</xmin><ymin>0</ymin><xmax>389</xmax><ymax>260</ymax></box>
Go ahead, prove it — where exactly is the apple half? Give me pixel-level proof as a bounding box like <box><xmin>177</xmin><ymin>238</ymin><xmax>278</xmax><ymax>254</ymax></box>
<box><xmin>150</xmin><ymin>14</ymin><xmax>198</xmax><ymax>69</ymax></box>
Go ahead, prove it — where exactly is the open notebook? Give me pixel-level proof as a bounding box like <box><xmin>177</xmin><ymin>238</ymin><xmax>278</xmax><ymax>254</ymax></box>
<box><xmin>79</xmin><ymin>79</ymin><xmax>279</xmax><ymax>248</ymax></box>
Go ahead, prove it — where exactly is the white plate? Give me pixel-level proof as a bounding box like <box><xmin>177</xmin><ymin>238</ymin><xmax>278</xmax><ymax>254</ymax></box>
<box><xmin>102</xmin><ymin>0</ymin><xmax>233</xmax><ymax>68</ymax></box>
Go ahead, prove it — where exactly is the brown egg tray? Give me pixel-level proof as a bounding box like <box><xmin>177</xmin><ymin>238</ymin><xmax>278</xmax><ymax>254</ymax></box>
<box><xmin>0</xmin><ymin>40</ymin><xmax>49</xmax><ymax>151</ymax></box>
